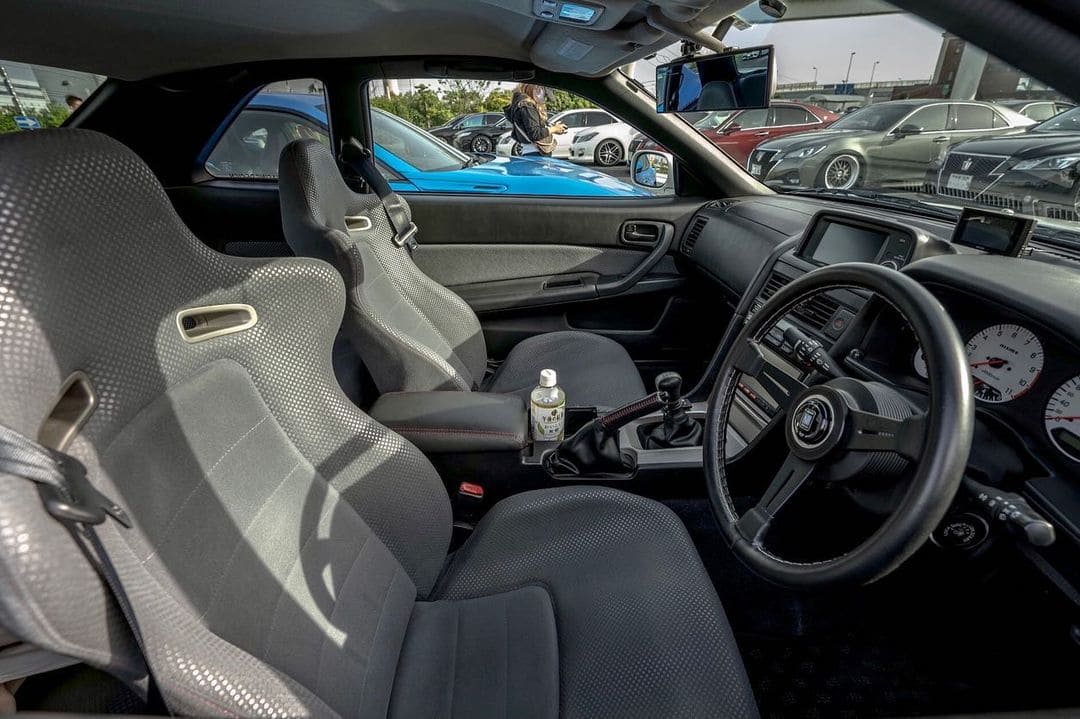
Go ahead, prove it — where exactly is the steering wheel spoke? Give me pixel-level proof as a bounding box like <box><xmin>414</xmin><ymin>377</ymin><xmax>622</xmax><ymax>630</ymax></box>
<box><xmin>732</xmin><ymin>338</ymin><xmax>808</xmax><ymax>414</ymax></box>
<box><xmin>847</xmin><ymin>409</ymin><xmax>927</xmax><ymax>461</ymax></box>
<box><xmin>735</xmin><ymin>453</ymin><xmax>815</xmax><ymax>546</ymax></box>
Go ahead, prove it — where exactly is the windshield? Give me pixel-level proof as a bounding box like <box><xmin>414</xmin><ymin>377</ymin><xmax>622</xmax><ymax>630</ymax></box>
<box><xmin>639</xmin><ymin>1</ymin><xmax>1079</xmax><ymax>234</ymax></box>
<box><xmin>828</xmin><ymin>104</ymin><xmax>913</xmax><ymax>131</ymax></box>
<box><xmin>1033</xmin><ymin>107</ymin><xmax>1080</xmax><ymax>133</ymax></box>
<box><xmin>372</xmin><ymin>108</ymin><xmax>471</xmax><ymax>172</ymax></box>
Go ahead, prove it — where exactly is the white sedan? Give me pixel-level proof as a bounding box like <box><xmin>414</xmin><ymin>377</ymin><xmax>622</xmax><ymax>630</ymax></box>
<box><xmin>568</xmin><ymin>121</ymin><xmax>637</xmax><ymax>167</ymax></box>
<box><xmin>496</xmin><ymin>108</ymin><xmax>621</xmax><ymax>159</ymax></box>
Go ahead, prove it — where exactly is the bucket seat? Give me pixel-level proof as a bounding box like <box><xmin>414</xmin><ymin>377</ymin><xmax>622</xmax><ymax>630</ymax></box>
<box><xmin>0</xmin><ymin>129</ymin><xmax>757</xmax><ymax>718</ymax></box>
<box><xmin>278</xmin><ymin>139</ymin><xmax>647</xmax><ymax>408</ymax></box>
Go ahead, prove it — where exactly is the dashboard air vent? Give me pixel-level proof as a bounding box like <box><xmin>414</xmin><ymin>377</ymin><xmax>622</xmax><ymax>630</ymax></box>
<box><xmin>682</xmin><ymin>216</ymin><xmax>708</xmax><ymax>256</ymax></box>
<box><xmin>759</xmin><ymin>271</ymin><xmax>791</xmax><ymax>300</ymax></box>
<box><xmin>755</xmin><ymin>271</ymin><xmax>840</xmax><ymax>331</ymax></box>
<box><xmin>794</xmin><ymin>294</ymin><xmax>840</xmax><ymax>331</ymax></box>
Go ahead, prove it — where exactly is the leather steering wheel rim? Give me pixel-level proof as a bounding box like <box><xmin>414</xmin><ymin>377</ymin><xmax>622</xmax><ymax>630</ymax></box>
<box><xmin>704</xmin><ymin>263</ymin><xmax>974</xmax><ymax>589</ymax></box>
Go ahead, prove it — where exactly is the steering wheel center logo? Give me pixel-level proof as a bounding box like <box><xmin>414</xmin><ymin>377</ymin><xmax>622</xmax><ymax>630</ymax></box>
<box><xmin>791</xmin><ymin>396</ymin><xmax>833</xmax><ymax>448</ymax></box>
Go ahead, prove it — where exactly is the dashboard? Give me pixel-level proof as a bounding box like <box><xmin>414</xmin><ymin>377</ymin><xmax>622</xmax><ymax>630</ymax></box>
<box><xmin>677</xmin><ymin>193</ymin><xmax>1080</xmax><ymax>596</ymax></box>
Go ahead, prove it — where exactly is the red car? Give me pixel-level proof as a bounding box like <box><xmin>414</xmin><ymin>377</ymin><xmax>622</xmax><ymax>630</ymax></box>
<box><xmin>633</xmin><ymin>101</ymin><xmax>839</xmax><ymax>167</ymax></box>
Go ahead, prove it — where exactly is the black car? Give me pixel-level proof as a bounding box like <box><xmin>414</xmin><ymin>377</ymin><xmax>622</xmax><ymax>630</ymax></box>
<box><xmin>934</xmin><ymin>106</ymin><xmax>1080</xmax><ymax>221</ymax></box>
<box><xmin>428</xmin><ymin>112</ymin><xmax>504</xmax><ymax>144</ymax></box>
<box><xmin>451</xmin><ymin>115</ymin><xmax>512</xmax><ymax>153</ymax></box>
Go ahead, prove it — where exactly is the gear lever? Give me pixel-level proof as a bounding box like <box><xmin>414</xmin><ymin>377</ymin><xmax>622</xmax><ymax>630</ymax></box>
<box><xmin>643</xmin><ymin>372</ymin><xmax>703</xmax><ymax>449</ymax></box>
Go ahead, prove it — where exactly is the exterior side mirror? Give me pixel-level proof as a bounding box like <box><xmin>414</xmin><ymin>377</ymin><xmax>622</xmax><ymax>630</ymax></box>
<box><xmin>631</xmin><ymin>150</ymin><xmax>672</xmax><ymax>190</ymax></box>
<box><xmin>894</xmin><ymin>123</ymin><xmax>923</xmax><ymax>137</ymax></box>
<box><xmin>723</xmin><ymin>123</ymin><xmax>742</xmax><ymax>135</ymax></box>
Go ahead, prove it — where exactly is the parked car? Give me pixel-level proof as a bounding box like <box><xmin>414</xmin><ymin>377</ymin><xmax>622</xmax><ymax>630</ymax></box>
<box><xmin>634</xmin><ymin>101</ymin><xmax>839</xmax><ymax>167</ymax></box>
<box><xmin>206</xmin><ymin>93</ymin><xmax>648</xmax><ymax>196</ymax></box>
<box><xmin>748</xmin><ymin>99</ymin><xmax>1035</xmax><ymax>190</ymax></box>
<box><xmin>568</xmin><ymin>120</ymin><xmax>638</xmax><ymax>166</ymax></box>
<box><xmin>451</xmin><ymin>116</ymin><xmax>511</xmax><ymax>153</ymax></box>
<box><xmin>932</xmin><ymin>105</ymin><xmax>1080</xmax><ymax>221</ymax></box>
<box><xmin>996</xmin><ymin>99</ymin><xmax>1075</xmax><ymax>122</ymax></box>
<box><xmin>428</xmin><ymin>112</ymin><xmax>504</xmax><ymax>143</ymax></box>
<box><xmin>496</xmin><ymin>108</ymin><xmax>620</xmax><ymax>158</ymax></box>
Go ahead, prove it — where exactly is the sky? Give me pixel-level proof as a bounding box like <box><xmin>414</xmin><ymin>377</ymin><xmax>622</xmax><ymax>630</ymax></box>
<box><xmin>634</xmin><ymin>12</ymin><xmax>947</xmax><ymax>89</ymax></box>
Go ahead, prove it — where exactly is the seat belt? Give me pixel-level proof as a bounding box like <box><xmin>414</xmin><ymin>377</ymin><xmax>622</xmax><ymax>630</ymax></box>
<box><xmin>339</xmin><ymin>138</ymin><xmax>418</xmax><ymax>251</ymax></box>
<box><xmin>0</xmin><ymin>423</ymin><xmax>169</xmax><ymax>714</ymax></box>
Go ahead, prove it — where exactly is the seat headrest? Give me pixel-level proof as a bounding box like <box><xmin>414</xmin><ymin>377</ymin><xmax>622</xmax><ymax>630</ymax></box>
<box><xmin>697</xmin><ymin>81</ymin><xmax>737</xmax><ymax>111</ymax></box>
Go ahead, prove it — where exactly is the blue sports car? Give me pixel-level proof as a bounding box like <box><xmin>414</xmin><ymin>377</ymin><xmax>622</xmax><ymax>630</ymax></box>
<box><xmin>205</xmin><ymin>92</ymin><xmax>648</xmax><ymax>197</ymax></box>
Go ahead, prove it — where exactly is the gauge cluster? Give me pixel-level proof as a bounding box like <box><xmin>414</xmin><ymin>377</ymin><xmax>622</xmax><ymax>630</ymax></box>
<box><xmin>891</xmin><ymin>304</ymin><xmax>1079</xmax><ymax>471</ymax></box>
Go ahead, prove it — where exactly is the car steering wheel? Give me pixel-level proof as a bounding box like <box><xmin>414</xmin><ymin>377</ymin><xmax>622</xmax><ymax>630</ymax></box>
<box><xmin>704</xmin><ymin>263</ymin><xmax>974</xmax><ymax>589</ymax></box>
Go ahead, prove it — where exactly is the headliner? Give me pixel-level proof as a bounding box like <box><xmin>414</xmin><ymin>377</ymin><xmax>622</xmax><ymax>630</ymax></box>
<box><xmin>0</xmin><ymin>0</ymin><xmax>742</xmax><ymax>81</ymax></box>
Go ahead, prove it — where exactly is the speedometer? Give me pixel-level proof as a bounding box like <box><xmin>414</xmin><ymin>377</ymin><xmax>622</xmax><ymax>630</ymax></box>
<box><xmin>965</xmin><ymin>324</ymin><xmax>1044</xmax><ymax>403</ymax></box>
<box><xmin>1046</xmin><ymin>376</ymin><xmax>1080</xmax><ymax>463</ymax></box>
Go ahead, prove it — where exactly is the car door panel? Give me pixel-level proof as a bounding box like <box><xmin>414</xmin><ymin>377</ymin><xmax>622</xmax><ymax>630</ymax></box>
<box><xmin>403</xmin><ymin>192</ymin><xmax>715</xmax><ymax>369</ymax></box>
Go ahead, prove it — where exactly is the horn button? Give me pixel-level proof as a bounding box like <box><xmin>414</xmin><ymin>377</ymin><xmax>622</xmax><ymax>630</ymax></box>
<box><xmin>786</xmin><ymin>386</ymin><xmax>848</xmax><ymax>461</ymax></box>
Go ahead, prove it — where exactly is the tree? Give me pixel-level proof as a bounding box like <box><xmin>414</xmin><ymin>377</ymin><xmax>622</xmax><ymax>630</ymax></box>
<box><xmin>546</xmin><ymin>89</ymin><xmax>595</xmax><ymax>113</ymax></box>
<box><xmin>482</xmin><ymin>89</ymin><xmax>513</xmax><ymax>113</ymax></box>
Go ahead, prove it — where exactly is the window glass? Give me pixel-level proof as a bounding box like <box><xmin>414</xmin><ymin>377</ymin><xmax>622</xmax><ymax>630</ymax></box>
<box><xmin>559</xmin><ymin>112</ymin><xmax>585</xmax><ymax>128</ymax></box>
<box><xmin>1023</xmin><ymin>103</ymin><xmax>1055</xmax><ymax>122</ymax></box>
<box><xmin>460</xmin><ymin>114</ymin><xmax>485</xmax><ymax>127</ymax></box>
<box><xmin>770</xmin><ymin>106</ymin><xmax>814</xmax><ymax>125</ymax></box>
<box><xmin>0</xmin><ymin>60</ymin><xmax>105</xmax><ymax>135</ymax></box>
<box><xmin>205</xmin><ymin>79</ymin><xmax>327</xmax><ymax>179</ymax></box>
<box><xmin>906</xmin><ymin>104</ymin><xmax>948</xmax><ymax>132</ymax></box>
<box><xmin>953</xmin><ymin>104</ymin><xmax>995</xmax><ymax>130</ymax></box>
<box><xmin>726</xmin><ymin>108</ymin><xmax>768</xmax><ymax>130</ymax></box>
<box><xmin>638</xmin><ymin>3</ymin><xmax>1080</xmax><ymax>231</ymax></box>
<box><xmin>365</xmin><ymin>78</ymin><xmax>661</xmax><ymax>197</ymax></box>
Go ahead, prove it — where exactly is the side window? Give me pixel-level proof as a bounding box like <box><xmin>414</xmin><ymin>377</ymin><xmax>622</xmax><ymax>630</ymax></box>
<box><xmin>460</xmin><ymin>115</ymin><xmax>485</xmax><ymax>128</ymax></box>
<box><xmin>905</xmin><ymin>104</ymin><xmax>948</xmax><ymax>132</ymax></box>
<box><xmin>953</xmin><ymin>104</ymin><xmax>995</xmax><ymax>130</ymax></box>
<box><xmin>728</xmin><ymin>109</ymin><xmax>768</xmax><ymax>130</ymax></box>
<box><xmin>205</xmin><ymin>80</ymin><xmax>329</xmax><ymax>179</ymax></box>
<box><xmin>560</xmin><ymin>113</ymin><xmax>585</xmax><ymax>128</ymax></box>
<box><xmin>770</xmin><ymin>106</ymin><xmax>814</xmax><ymax>126</ymax></box>
<box><xmin>1024</xmin><ymin>103</ymin><xmax>1055</xmax><ymax>122</ymax></box>
<box><xmin>366</xmin><ymin>78</ymin><xmax>660</xmax><ymax>197</ymax></box>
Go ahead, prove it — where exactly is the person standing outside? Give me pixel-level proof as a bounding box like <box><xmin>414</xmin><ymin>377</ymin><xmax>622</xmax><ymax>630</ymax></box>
<box><xmin>504</xmin><ymin>84</ymin><xmax>567</xmax><ymax>156</ymax></box>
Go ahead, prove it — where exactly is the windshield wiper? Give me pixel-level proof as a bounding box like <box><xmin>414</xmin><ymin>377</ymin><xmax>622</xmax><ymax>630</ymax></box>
<box><xmin>789</xmin><ymin>188</ymin><xmax>961</xmax><ymax>221</ymax></box>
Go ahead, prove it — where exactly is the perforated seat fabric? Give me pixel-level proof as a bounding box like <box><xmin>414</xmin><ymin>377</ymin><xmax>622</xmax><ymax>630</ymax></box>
<box><xmin>436</xmin><ymin>487</ymin><xmax>759</xmax><ymax>719</ymax></box>
<box><xmin>0</xmin><ymin>129</ymin><xmax>757</xmax><ymax>718</ymax></box>
<box><xmin>485</xmin><ymin>330</ymin><xmax>646</xmax><ymax>408</ymax></box>
<box><xmin>278</xmin><ymin>139</ymin><xmax>645</xmax><ymax>408</ymax></box>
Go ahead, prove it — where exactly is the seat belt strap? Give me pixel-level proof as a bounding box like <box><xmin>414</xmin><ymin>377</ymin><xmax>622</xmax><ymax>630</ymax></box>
<box><xmin>0</xmin><ymin>423</ymin><xmax>169</xmax><ymax>714</ymax></box>
<box><xmin>340</xmin><ymin>138</ymin><xmax>418</xmax><ymax>251</ymax></box>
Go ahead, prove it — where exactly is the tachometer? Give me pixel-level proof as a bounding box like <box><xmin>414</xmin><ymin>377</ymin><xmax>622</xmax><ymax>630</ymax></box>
<box><xmin>1046</xmin><ymin>376</ymin><xmax>1080</xmax><ymax>463</ymax></box>
<box><xmin>965</xmin><ymin>324</ymin><xmax>1043</xmax><ymax>403</ymax></box>
<box><xmin>912</xmin><ymin>347</ymin><xmax>928</xmax><ymax>379</ymax></box>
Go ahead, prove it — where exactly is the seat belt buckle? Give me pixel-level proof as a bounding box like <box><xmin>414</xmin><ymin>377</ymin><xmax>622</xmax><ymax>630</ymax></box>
<box><xmin>41</xmin><ymin>453</ymin><xmax>131</xmax><ymax>528</ymax></box>
<box><xmin>393</xmin><ymin>222</ymin><xmax>419</xmax><ymax>251</ymax></box>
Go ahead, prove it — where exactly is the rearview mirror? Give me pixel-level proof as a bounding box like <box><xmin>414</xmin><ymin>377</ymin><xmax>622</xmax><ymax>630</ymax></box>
<box><xmin>656</xmin><ymin>45</ymin><xmax>774</xmax><ymax>113</ymax></box>
<box><xmin>631</xmin><ymin>150</ymin><xmax>672</xmax><ymax>190</ymax></box>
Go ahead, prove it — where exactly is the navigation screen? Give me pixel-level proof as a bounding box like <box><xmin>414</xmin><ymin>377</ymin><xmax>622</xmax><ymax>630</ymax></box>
<box><xmin>811</xmin><ymin>222</ymin><xmax>887</xmax><ymax>264</ymax></box>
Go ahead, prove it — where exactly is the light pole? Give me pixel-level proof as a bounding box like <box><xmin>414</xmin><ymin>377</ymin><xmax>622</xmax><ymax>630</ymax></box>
<box><xmin>844</xmin><ymin>52</ymin><xmax>856</xmax><ymax>84</ymax></box>
<box><xmin>811</xmin><ymin>66</ymin><xmax>818</xmax><ymax>86</ymax></box>
<box><xmin>869</xmin><ymin>60</ymin><xmax>880</xmax><ymax>87</ymax></box>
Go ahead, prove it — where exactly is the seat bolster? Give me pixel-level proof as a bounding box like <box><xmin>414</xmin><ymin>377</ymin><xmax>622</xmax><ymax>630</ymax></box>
<box><xmin>389</xmin><ymin>587</ymin><xmax>558</xmax><ymax>719</ymax></box>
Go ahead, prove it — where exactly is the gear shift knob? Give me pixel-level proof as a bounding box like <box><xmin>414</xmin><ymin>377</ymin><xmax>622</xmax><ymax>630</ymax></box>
<box><xmin>655</xmin><ymin>371</ymin><xmax>683</xmax><ymax>404</ymax></box>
